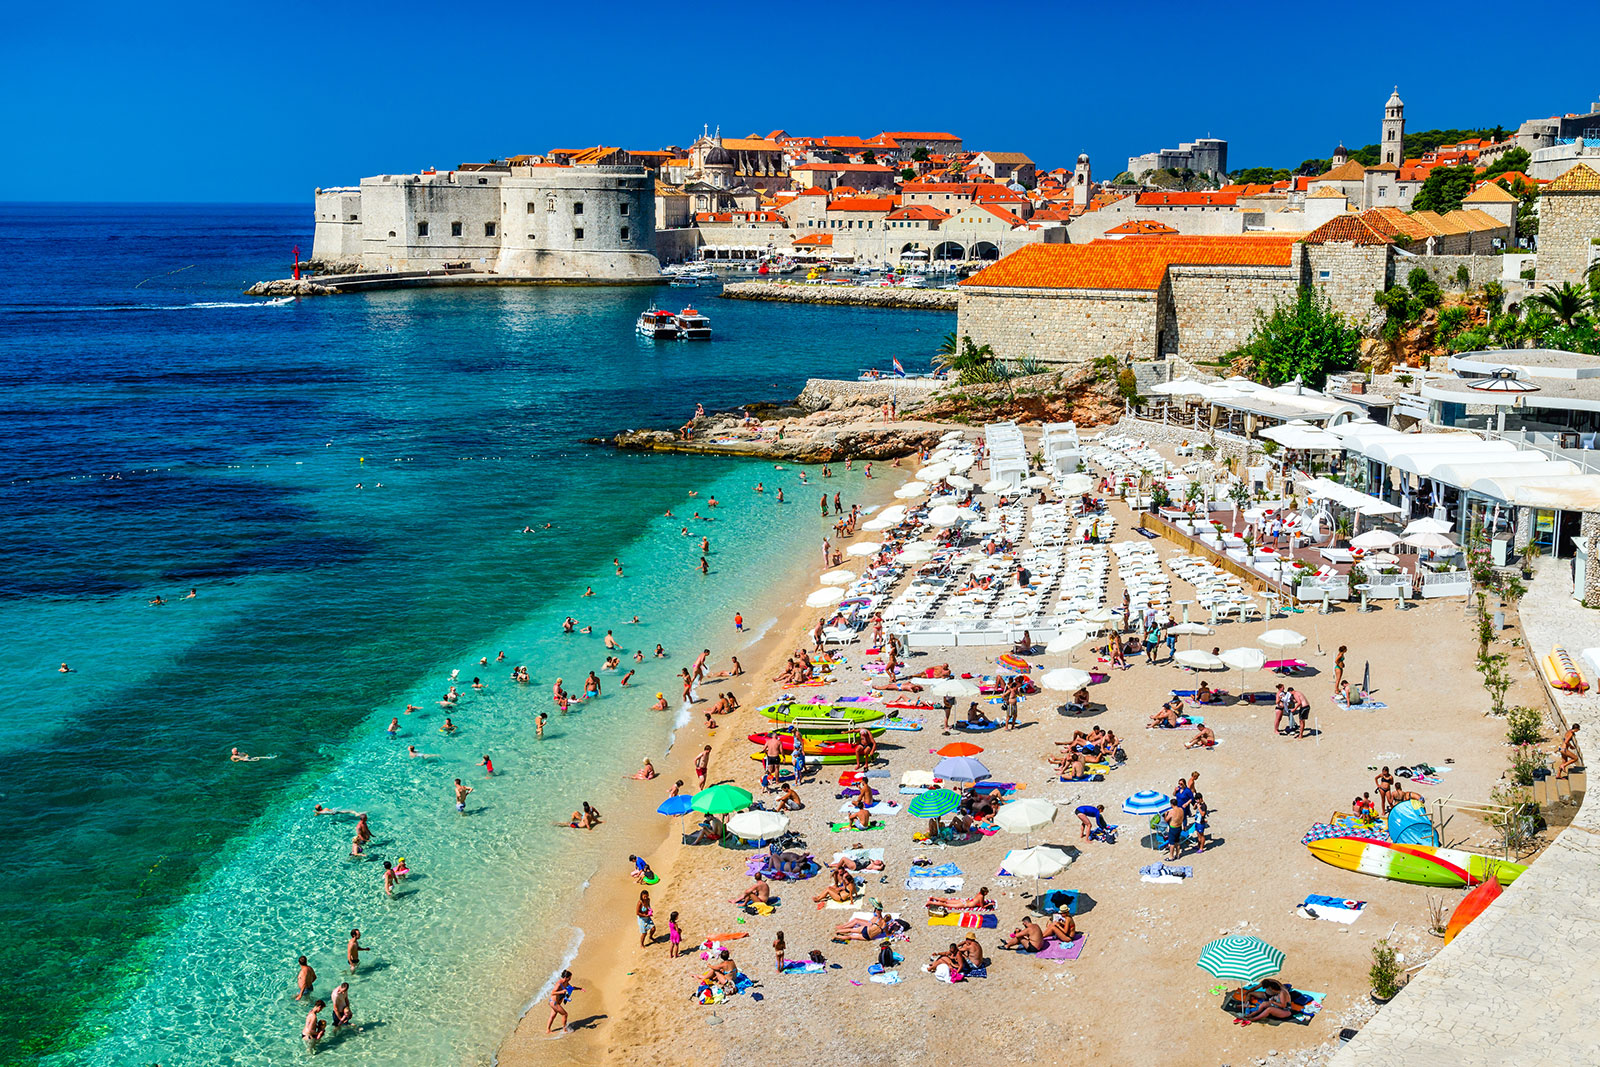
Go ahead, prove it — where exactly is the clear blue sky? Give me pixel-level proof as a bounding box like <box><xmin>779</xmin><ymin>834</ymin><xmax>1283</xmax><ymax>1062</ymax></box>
<box><xmin>5</xmin><ymin>1</ymin><xmax>1597</xmax><ymax>203</ymax></box>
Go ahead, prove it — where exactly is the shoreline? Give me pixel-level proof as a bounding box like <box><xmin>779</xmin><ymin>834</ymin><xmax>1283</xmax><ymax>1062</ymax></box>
<box><xmin>719</xmin><ymin>281</ymin><xmax>957</xmax><ymax>311</ymax></box>
<box><xmin>496</xmin><ymin>466</ymin><xmax>909</xmax><ymax>1066</ymax></box>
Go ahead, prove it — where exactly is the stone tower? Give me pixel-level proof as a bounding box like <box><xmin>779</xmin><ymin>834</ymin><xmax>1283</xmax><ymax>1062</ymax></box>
<box><xmin>1332</xmin><ymin>143</ymin><xmax>1348</xmax><ymax>166</ymax></box>
<box><xmin>702</xmin><ymin>126</ymin><xmax>735</xmax><ymax>189</ymax></box>
<box><xmin>1382</xmin><ymin>87</ymin><xmax>1405</xmax><ymax>165</ymax></box>
<box><xmin>1072</xmin><ymin>153</ymin><xmax>1092</xmax><ymax>209</ymax></box>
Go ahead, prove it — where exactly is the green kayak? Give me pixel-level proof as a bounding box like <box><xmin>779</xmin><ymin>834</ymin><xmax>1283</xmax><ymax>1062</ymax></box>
<box><xmin>760</xmin><ymin>702</ymin><xmax>885</xmax><ymax>727</ymax></box>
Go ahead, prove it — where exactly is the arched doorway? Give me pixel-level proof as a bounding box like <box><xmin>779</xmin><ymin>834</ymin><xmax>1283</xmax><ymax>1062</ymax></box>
<box><xmin>971</xmin><ymin>241</ymin><xmax>1000</xmax><ymax>260</ymax></box>
<box><xmin>934</xmin><ymin>241</ymin><xmax>966</xmax><ymax>261</ymax></box>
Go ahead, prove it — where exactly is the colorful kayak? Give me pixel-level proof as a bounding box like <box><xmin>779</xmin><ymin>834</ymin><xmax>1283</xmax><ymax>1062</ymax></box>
<box><xmin>1306</xmin><ymin>837</ymin><xmax>1527</xmax><ymax>888</ymax></box>
<box><xmin>761</xmin><ymin>702</ymin><xmax>885</xmax><ymax>726</ymax></box>
<box><xmin>749</xmin><ymin>748</ymin><xmax>857</xmax><ymax>765</ymax></box>
<box><xmin>747</xmin><ymin>732</ymin><xmax>860</xmax><ymax>757</ymax></box>
<box><xmin>1444</xmin><ymin>873</ymin><xmax>1502</xmax><ymax>945</ymax></box>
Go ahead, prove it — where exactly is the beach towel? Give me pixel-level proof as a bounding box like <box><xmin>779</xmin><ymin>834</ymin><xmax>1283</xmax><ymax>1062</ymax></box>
<box><xmin>1138</xmin><ymin>864</ymin><xmax>1193</xmax><ymax>879</ymax></box>
<box><xmin>1298</xmin><ymin>895</ymin><xmax>1366</xmax><ymax>924</ymax></box>
<box><xmin>778</xmin><ymin>960</ymin><xmax>827</xmax><ymax>975</ymax></box>
<box><xmin>838</xmin><ymin>801</ymin><xmax>902</xmax><ymax>816</ymax></box>
<box><xmin>1036</xmin><ymin>934</ymin><xmax>1087</xmax><ymax>961</ymax></box>
<box><xmin>928</xmin><ymin>912</ymin><xmax>997</xmax><ymax>928</ymax></box>
<box><xmin>953</xmin><ymin>721</ymin><xmax>1001</xmax><ymax>733</ymax></box>
<box><xmin>1141</xmin><ymin>873</ymin><xmax>1185</xmax><ymax>884</ymax></box>
<box><xmin>1060</xmin><ymin>773</ymin><xmax>1106</xmax><ymax>783</ymax></box>
<box><xmin>867</xmin><ymin>952</ymin><xmax>903</xmax><ymax>975</ymax></box>
<box><xmin>823</xmin><ymin>897</ymin><xmax>864</xmax><ymax>909</ymax></box>
<box><xmin>831</xmin><ymin>848</ymin><xmax>884</xmax><ymax>863</ymax></box>
<box><xmin>868</xmin><ymin>970</ymin><xmax>904</xmax><ymax>984</ymax></box>
<box><xmin>971</xmin><ymin>781</ymin><xmax>1021</xmax><ymax>794</ymax></box>
<box><xmin>881</xmin><ymin>719</ymin><xmax>923</xmax><ymax>731</ymax></box>
<box><xmin>905</xmin><ymin>863</ymin><xmax>963</xmax><ymax>891</ymax></box>
<box><xmin>1409</xmin><ymin>773</ymin><xmax>1443</xmax><ymax>785</ymax></box>
<box><xmin>1289</xmin><ymin>988</ymin><xmax>1326</xmax><ymax>1022</ymax></box>
<box><xmin>829</xmin><ymin>822</ymin><xmax>883</xmax><ymax>833</ymax></box>
<box><xmin>1037</xmin><ymin>890</ymin><xmax>1079</xmax><ymax>916</ymax></box>
<box><xmin>1333</xmin><ymin>697</ymin><xmax>1388</xmax><ymax>710</ymax></box>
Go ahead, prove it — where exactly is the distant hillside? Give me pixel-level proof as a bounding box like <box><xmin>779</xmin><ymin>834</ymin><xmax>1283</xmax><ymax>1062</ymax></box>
<box><xmin>1230</xmin><ymin>127</ymin><xmax>1509</xmax><ymax>181</ymax></box>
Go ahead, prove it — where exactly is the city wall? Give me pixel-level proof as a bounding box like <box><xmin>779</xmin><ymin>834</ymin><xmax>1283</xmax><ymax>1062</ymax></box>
<box><xmin>955</xmin><ymin>286</ymin><xmax>1158</xmax><ymax>366</ymax></box>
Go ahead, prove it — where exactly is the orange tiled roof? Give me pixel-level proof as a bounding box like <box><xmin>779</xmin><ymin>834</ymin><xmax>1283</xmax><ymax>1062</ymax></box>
<box><xmin>1453</xmin><ymin>208</ymin><xmax>1507</xmax><ymax>232</ymax></box>
<box><xmin>1307</xmin><ymin>186</ymin><xmax>1347</xmax><ymax>199</ymax></box>
<box><xmin>901</xmin><ymin>182</ymin><xmax>992</xmax><ymax>195</ymax></box>
<box><xmin>1411</xmin><ymin>210</ymin><xmax>1471</xmax><ymax>236</ymax></box>
<box><xmin>1547</xmin><ymin>163</ymin><xmax>1600</xmax><ymax>192</ymax></box>
<box><xmin>976</xmin><ymin>151</ymin><xmax>1034</xmax><ymax>165</ymax></box>
<box><xmin>960</xmin><ymin>236</ymin><xmax>1295</xmax><ymax>292</ymax></box>
<box><xmin>974</xmin><ymin>188</ymin><xmax>1027</xmax><ymax>203</ymax></box>
<box><xmin>1315</xmin><ymin>160</ymin><xmax>1367</xmax><ymax>181</ymax></box>
<box><xmin>965</xmin><ymin>203</ymin><xmax>1025</xmax><ymax>226</ymax></box>
<box><xmin>885</xmin><ymin>205</ymin><xmax>950</xmax><ymax>221</ymax></box>
<box><xmin>720</xmin><ymin>138</ymin><xmax>783</xmax><ymax>152</ymax></box>
<box><xmin>1030</xmin><ymin>208</ymin><xmax>1077</xmax><ymax>222</ymax></box>
<box><xmin>880</xmin><ymin>131</ymin><xmax>961</xmax><ymax>141</ymax></box>
<box><xmin>1359</xmin><ymin>208</ymin><xmax>1431</xmax><ymax>242</ymax></box>
<box><xmin>793</xmin><ymin>233</ymin><xmax>834</xmax><ymax>246</ymax></box>
<box><xmin>827</xmin><ymin>197</ymin><xmax>895</xmax><ymax>212</ymax></box>
<box><xmin>1133</xmin><ymin>191</ymin><xmax>1240</xmax><ymax>207</ymax></box>
<box><xmin>792</xmin><ymin>162</ymin><xmax>896</xmax><ymax>173</ymax></box>
<box><xmin>1303</xmin><ymin>215</ymin><xmax>1392</xmax><ymax>246</ymax></box>
<box><xmin>666</xmin><ymin>158</ymin><xmax>690</xmax><ymax>167</ymax></box>
<box><xmin>1104</xmin><ymin>219</ymin><xmax>1179</xmax><ymax>235</ymax></box>
<box><xmin>1463</xmin><ymin>182</ymin><xmax>1517</xmax><ymax>204</ymax></box>
<box><xmin>797</xmin><ymin>186</ymin><xmax>831</xmax><ymax>196</ymax></box>
<box><xmin>694</xmin><ymin>211</ymin><xmax>786</xmax><ymax>223</ymax></box>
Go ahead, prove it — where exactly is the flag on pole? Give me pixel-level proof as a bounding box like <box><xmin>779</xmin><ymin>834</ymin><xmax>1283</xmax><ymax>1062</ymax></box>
<box><xmin>892</xmin><ymin>358</ymin><xmax>906</xmax><ymax>377</ymax></box>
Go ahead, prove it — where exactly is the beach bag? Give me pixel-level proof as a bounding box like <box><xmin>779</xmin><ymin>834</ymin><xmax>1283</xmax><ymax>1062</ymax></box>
<box><xmin>878</xmin><ymin>942</ymin><xmax>897</xmax><ymax>969</ymax></box>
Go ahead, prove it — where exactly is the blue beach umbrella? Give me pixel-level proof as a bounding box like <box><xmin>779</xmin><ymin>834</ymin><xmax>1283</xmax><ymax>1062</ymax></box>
<box><xmin>657</xmin><ymin>795</ymin><xmax>695</xmax><ymax>816</ymax></box>
<box><xmin>1122</xmin><ymin>790</ymin><xmax>1172</xmax><ymax>817</ymax></box>
<box><xmin>933</xmin><ymin>755</ymin><xmax>991</xmax><ymax>783</ymax></box>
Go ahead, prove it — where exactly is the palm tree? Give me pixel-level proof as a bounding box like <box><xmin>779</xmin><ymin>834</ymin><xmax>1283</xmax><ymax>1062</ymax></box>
<box><xmin>1530</xmin><ymin>282</ymin><xmax>1593</xmax><ymax>327</ymax></box>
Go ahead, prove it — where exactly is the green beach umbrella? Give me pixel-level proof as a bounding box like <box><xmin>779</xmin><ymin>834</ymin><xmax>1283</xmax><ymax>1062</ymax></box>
<box><xmin>1196</xmin><ymin>935</ymin><xmax>1285</xmax><ymax>983</ymax></box>
<box><xmin>690</xmin><ymin>784</ymin><xmax>754</xmax><ymax>815</ymax></box>
<box><xmin>907</xmin><ymin>788</ymin><xmax>962</xmax><ymax>819</ymax></box>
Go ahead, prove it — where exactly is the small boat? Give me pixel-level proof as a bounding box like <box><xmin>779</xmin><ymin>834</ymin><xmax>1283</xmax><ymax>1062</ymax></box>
<box><xmin>761</xmin><ymin>702</ymin><xmax>885</xmax><ymax>727</ymax></box>
<box><xmin>747</xmin><ymin>733</ymin><xmax>864</xmax><ymax>757</ymax></box>
<box><xmin>636</xmin><ymin>306</ymin><xmax>679</xmax><ymax>340</ymax></box>
<box><xmin>674</xmin><ymin>307</ymin><xmax>712</xmax><ymax>340</ymax></box>
<box><xmin>669</xmin><ymin>278</ymin><xmax>699</xmax><ymax>288</ymax></box>
<box><xmin>1444</xmin><ymin>873</ymin><xmax>1502</xmax><ymax>945</ymax></box>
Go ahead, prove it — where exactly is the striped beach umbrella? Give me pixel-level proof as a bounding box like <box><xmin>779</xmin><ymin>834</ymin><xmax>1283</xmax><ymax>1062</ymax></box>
<box><xmin>1122</xmin><ymin>790</ymin><xmax>1172</xmax><ymax>816</ymax></box>
<box><xmin>907</xmin><ymin>788</ymin><xmax>962</xmax><ymax>819</ymax></box>
<box><xmin>1196</xmin><ymin>935</ymin><xmax>1285</xmax><ymax>983</ymax></box>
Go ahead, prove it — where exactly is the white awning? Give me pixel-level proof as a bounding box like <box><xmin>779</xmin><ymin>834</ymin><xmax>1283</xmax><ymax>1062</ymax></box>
<box><xmin>1471</xmin><ymin>473</ymin><xmax>1600</xmax><ymax>509</ymax></box>
<box><xmin>1431</xmin><ymin>457</ymin><xmax>1577</xmax><ymax>487</ymax></box>
<box><xmin>1360</xmin><ymin>434</ymin><xmax>1498</xmax><ymax>465</ymax></box>
<box><xmin>1259</xmin><ymin>424</ymin><xmax>1344</xmax><ymax>449</ymax></box>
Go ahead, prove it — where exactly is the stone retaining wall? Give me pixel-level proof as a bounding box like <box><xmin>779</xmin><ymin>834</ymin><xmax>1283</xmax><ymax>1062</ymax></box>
<box><xmin>720</xmin><ymin>281</ymin><xmax>957</xmax><ymax>311</ymax></box>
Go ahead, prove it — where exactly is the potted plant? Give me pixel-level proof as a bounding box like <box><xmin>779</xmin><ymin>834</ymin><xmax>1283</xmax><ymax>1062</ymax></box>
<box><xmin>1370</xmin><ymin>937</ymin><xmax>1403</xmax><ymax>1004</ymax></box>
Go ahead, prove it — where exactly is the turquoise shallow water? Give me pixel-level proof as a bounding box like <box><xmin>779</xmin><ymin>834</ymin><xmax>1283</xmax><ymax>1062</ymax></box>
<box><xmin>0</xmin><ymin>204</ymin><xmax>951</xmax><ymax>1065</ymax></box>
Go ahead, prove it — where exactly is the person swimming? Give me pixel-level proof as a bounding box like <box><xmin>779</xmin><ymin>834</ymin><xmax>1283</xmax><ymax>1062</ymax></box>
<box><xmin>407</xmin><ymin>745</ymin><xmax>439</xmax><ymax>758</ymax></box>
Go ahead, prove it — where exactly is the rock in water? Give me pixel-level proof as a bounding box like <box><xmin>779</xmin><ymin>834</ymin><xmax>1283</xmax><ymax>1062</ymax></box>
<box><xmin>244</xmin><ymin>278</ymin><xmax>334</xmax><ymax>297</ymax></box>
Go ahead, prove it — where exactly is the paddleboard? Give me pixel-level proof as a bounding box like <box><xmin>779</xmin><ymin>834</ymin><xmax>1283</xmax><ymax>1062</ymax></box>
<box><xmin>1306</xmin><ymin>837</ymin><xmax>1527</xmax><ymax>888</ymax></box>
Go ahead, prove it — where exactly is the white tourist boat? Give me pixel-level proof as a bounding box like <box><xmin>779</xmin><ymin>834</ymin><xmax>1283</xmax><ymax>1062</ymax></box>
<box><xmin>674</xmin><ymin>306</ymin><xmax>712</xmax><ymax>340</ymax></box>
<box><xmin>637</xmin><ymin>306</ymin><xmax>680</xmax><ymax>339</ymax></box>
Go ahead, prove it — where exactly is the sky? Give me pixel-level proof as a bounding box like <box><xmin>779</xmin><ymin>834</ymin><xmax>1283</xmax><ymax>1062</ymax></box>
<box><xmin>5</xmin><ymin>1</ymin><xmax>1599</xmax><ymax>203</ymax></box>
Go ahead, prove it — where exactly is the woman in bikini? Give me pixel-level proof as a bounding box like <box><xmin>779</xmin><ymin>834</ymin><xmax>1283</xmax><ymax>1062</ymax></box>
<box><xmin>927</xmin><ymin>886</ymin><xmax>990</xmax><ymax>911</ymax></box>
<box><xmin>1374</xmin><ymin>767</ymin><xmax>1395</xmax><ymax>813</ymax></box>
<box><xmin>812</xmin><ymin>867</ymin><xmax>858</xmax><ymax>904</ymax></box>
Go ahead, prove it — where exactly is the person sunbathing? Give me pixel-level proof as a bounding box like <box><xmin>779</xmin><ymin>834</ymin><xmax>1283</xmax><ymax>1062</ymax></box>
<box><xmin>958</xmin><ymin>933</ymin><xmax>984</xmax><ymax>969</ymax></box>
<box><xmin>812</xmin><ymin>868</ymin><xmax>858</xmax><ymax>904</ymax></box>
<box><xmin>927</xmin><ymin>886</ymin><xmax>990</xmax><ymax>911</ymax></box>
<box><xmin>1239</xmin><ymin>979</ymin><xmax>1294</xmax><ymax>1025</ymax></box>
<box><xmin>834</xmin><ymin>908</ymin><xmax>887</xmax><ymax>941</ymax></box>
<box><xmin>1067</xmin><ymin>686</ymin><xmax>1091</xmax><ymax>712</ymax></box>
<box><xmin>966</xmin><ymin>703</ymin><xmax>994</xmax><ymax>727</ymax></box>
<box><xmin>828</xmin><ymin>854</ymin><xmax>885</xmax><ymax>873</ymax></box>
<box><xmin>928</xmin><ymin>943</ymin><xmax>966</xmax><ymax>974</ymax></box>
<box><xmin>707</xmin><ymin>951</ymin><xmax>740</xmax><ymax>994</ymax></box>
<box><xmin>1001</xmin><ymin>917</ymin><xmax>1045</xmax><ymax>952</ymax></box>
<box><xmin>1055</xmin><ymin>751</ymin><xmax>1089</xmax><ymax>779</ymax></box>
<box><xmin>844</xmin><ymin>806</ymin><xmax>874</xmax><ymax>830</ymax></box>
<box><xmin>1184</xmin><ymin>723</ymin><xmax>1217</xmax><ymax>749</ymax></box>
<box><xmin>920</xmin><ymin>663</ymin><xmax>953</xmax><ymax>679</ymax></box>
<box><xmin>684</xmin><ymin>815</ymin><xmax>721</xmax><ymax>846</ymax></box>
<box><xmin>1042</xmin><ymin>914</ymin><xmax>1077</xmax><ymax>943</ymax></box>
<box><xmin>775</xmin><ymin>785</ymin><xmax>804</xmax><ymax>811</ymax></box>
<box><xmin>853</xmin><ymin>779</ymin><xmax>877</xmax><ymax>807</ymax></box>
<box><xmin>731</xmin><ymin>874</ymin><xmax>772</xmax><ymax>906</ymax></box>
<box><xmin>1148</xmin><ymin>704</ymin><xmax>1183</xmax><ymax>729</ymax></box>
<box><xmin>1011</xmin><ymin>630</ymin><xmax>1033</xmax><ymax>655</ymax></box>
<box><xmin>873</xmin><ymin>679</ymin><xmax>924</xmax><ymax>692</ymax></box>
<box><xmin>1195</xmin><ymin>681</ymin><xmax>1220</xmax><ymax>705</ymax></box>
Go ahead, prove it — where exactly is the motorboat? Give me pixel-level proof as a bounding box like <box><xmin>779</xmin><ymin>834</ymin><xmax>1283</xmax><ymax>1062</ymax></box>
<box><xmin>637</xmin><ymin>305</ymin><xmax>680</xmax><ymax>339</ymax></box>
<box><xmin>674</xmin><ymin>307</ymin><xmax>712</xmax><ymax>340</ymax></box>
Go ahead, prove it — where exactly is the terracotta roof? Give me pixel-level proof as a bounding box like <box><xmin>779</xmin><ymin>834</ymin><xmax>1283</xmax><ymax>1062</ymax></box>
<box><xmin>797</xmin><ymin>186</ymin><xmax>831</xmax><ymax>197</ymax></box>
<box><xmin>1411</xmin><ymin>210</ymin><xmax>1471</xmax><ymax>236</ymax></box>
<box><xmin>1359</xmin><ymin>208</ymin><xmax>1432</xmax><ymax>242</ymax></box>
<box><xmin>1315</xmin><ymin>160</ymin><xmax>1367</xmax><ymax>181</ymax></box>
<box><xmin>1104</xmin><ymin>220</ymin><xmax>1179</xmax><ymax>235</ymax></box>
<box><xmin>1308</xmin><ymin>186</ymin><xmax>1348</xmax><ymax>199</ymax></box>
<box><xmin>695</xmin><ymin>211</ymin><xmax>786</xmax><ymax>223</ymax></box>
<box><xmin>1547</xmin><ymin>163</ymin><xmax>1600</xmax><ymax>192</ymax></box>
<box><xmin>885</xmin><ymin>205</ymin><xmax>950</xmax><ymax>221</ymax></box>
<box><xmin>960</xmin><ymin>237</ymin><xmax>1295</xmax><ymax>292</ymax></box>
<box><xmin>965</xmin><ymin>203</ymin><xmax>1025</xmax><ymax>226</ymax></box>
<box><xmin>1030</xmin><ymin>208</ymin><xmax>1078</xmax><ymax>222</ymax></box>
<box><xmin>977</xmin><ymin>151</ymin><xmax>1034</xmax><ymax>165</ymax></box>
<box><xmin>1463</xmin><ymin>182</ymin><xmax>1518</xmax><ymax>204</ymax></box>
<box><xmin>719</xmin><ymin>138</ymin><xmax>783</xmax><ymax>152</ymax></box>
<box><xmin>901</xmin><ymin>182</ymin><xmax>991</xmax><ymax>195</ymax></box>
<box><xmin>1364</xmin><ymin>163</ymin><xmax>1399</xmax><ymax>173</ymax></box>
<box><xmin>827</xmin><ymin>197</ymin><xmax>895</xmax><ymax>213</ymax></box>
<box><xmin>1303</xmin><ymin>215</ymin><xmax>1392</xmax><ymax>246</ymax></box>
<box><xmin>974</xmin><ymin>188</ymin><xmax>1028</xmax><ymax>203</ymax></box>
<box><xmin>880</xmin><ymin>131</ymin><xmax>961</xmax><ymax>140</ymax></box>
<box><xmin>1454</xmin><ymin>208</ymin><xmax>1508</xmax><ymax>232</ymax></box>
<box><xmin>1397</xmin><ymin>163</ymin><xmax>1435</xmax><ymax>182</ymax></box>
<box><xmin>666</xmin><ymin>158</ymin><xmax>690</xmax><ymax>167</ymax></box>
<box><xmin>1133</xmin><ymin>191</ymin><xmax>1240</xmax><ymax>206</ymax></box>
<box><xmin>1489</xmin><ymin>171</ymin><xmax>1538</xmax><ymax>189</ymax></box>
<box><xmin>793</xmin><ymin>233</ymin><xmax>833</xmax><ymax>246</ymax></box>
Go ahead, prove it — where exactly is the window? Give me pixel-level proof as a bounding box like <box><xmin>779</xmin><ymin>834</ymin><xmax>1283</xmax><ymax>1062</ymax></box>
<box><xmin>1318</xmin><ymin>270</ymin><xmax>1331</xmax><ymax>280</ymax></box>
<box><xmin>485</xmin><ymin>222</ymin><xmax>497</xmax><ymax>237</ymax></box>
<box><xmin>527</xmin><ymin>202</ymin><xmax>536</xmax><ymax>214</ymax></box>
<box><xmin>621</xmin><ymin>226</ymin><xmax>630</xmax><ymax>241</ymax></box>
<box><xmin>450</xmin><ymin>221</ymin><xmax>463</xmax><ymax>237</ymax></box>
<box><xmin>416</xmin><ymin>221</ymin><xmax>429</xmax><ymax>237</ymax></box>
<box><xmin>478</xmin><ymin>177</ymin><xmax>488</xmax><ymax>185</ymax></box>
<box><xmin>619</xmin><ymin>202</ymin><xmax>629</xmax><ymax>216</ymax></box>
<box><xmin>1378</xmin><ymin>187</ymin><xmax>1386</xmax><ymax>198</ymax></box>
<box><xmin>573</xmin><ymin>202</ymin><xmax>584</xmax><ymax>215</ymax></box>
<box><xmin>574</xmin><ymin>227</ymin><xmax>584</xmax><ymax>240</ymax></box>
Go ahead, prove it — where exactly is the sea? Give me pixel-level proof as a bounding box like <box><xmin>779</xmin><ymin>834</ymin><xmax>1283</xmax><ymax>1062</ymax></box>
<box><xmin>0</xmin><ymin>203</ymin><xmax>953</xmax><ymax>1066</ymax></box>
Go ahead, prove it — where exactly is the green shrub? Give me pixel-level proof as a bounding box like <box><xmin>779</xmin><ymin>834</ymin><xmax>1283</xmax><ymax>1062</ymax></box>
<box><xmin>1505</xmin><ymin>706</ymin><xmax>1542</xmax><ymax>746</ymax></box>
<box><xmin>1370</xmin><ymin>939</ymin><xmax>1402</xmax><ymax>1000</ymax></box>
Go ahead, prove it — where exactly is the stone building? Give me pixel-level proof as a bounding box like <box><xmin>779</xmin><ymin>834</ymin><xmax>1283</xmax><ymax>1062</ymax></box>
<box><xmin>879</xmin><ymin>131</ymin><xmax>964</xmax><ymax>157</ymax></box>
<box><xmin>1534</xmin><ymin>163</ymin><xmax>1600</xmax><ymax>288</ymax></box>
<box><xmin>971</xmin><ymin>152</ymin><xmax>1036</xmax><ymax>188</ymax></box>
<box><xmin>1381</xmin><ymin>87</ymin><xmax>1406</xmax><ymax>165</ymax></box>
<box><xmin>1126</xmin><ymin>137</ymin><xmax>1228</xmax><ymax>180</ymax></box>
<box><xmin>310</xmin><ymin>165</ymin><xmax>660</xmax><ymax>280</ymax></box>
<box><xmin>955</xmin><ymin>223</ymin><xmax>1399</xmax><ymax>367</ymax></box>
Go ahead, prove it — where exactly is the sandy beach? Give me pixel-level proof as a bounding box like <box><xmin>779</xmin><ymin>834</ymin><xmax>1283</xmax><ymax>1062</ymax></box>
<box><xmin>498</xmin><ymin>436</ymin><xmax>1558</xmax><ymax>1067</ymax></box>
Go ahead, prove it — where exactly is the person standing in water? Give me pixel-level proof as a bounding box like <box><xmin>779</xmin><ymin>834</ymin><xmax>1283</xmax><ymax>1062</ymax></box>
<box><xmin>454</xmin><ymin>778</ymin><xmax>473</xmax><ymax>814</ymax></box>
<box><xmin>295</xmin><ymin>955</ymin><xmax>316</xmax><ymax>1000</ymax></box>
<box><xmin>546</xmin><ymin>970</ymin><xmax>577</xmax><ymax>1033</ymax></box>
<box><xmin>347</xmin><ymin>929</ymin><xmax>370</xmax><ymax>973</ymax></box>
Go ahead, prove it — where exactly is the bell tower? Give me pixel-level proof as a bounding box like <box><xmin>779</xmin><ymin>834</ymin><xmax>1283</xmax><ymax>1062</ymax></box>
<box><xmin>1382</xmin><ymin>87</ymin><xmax>1406</xmax><ymax>165</ymax></box>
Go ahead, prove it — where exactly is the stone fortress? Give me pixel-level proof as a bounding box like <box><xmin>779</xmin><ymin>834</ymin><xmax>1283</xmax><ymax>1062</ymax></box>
<box><xmin>310</xmin><ymin>165</ymin><xmax>660</xmax><ymax>281</ymax></box>
<box><xmin>1126</xmin><ymin>136</ymin><xmax>1228</xmax><ymax>181</ymax></box>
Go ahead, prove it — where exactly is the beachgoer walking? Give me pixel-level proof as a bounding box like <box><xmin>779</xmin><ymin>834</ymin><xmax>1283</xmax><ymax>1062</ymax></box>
<box><xmin>668</xmin><ymin>912</ymin><xmax>682</xmax><ymax>957</ymax></box>
<box><xmin>295</xmin><ymin>955</ymin><xmax>316</xmax><ymax>1000</ymax></box>
<box><xmin>547</xmin><ymin>970</ymin><xmax>577</xmax><ymax>1033</ymax></box>
<box><xmin>1333</xmin><ymin>646</ymin><xmax>1347</xmax><ymax>694</ymax></box>
<box><xmin>454</xmin><ymin>778</ymin><xmax>472</xmax><ymax>814</ymax></box>
<box><xmin>347</xmin><ymin>929</ymin><xmax>370</xmax><ymax>973</ymax></box>
<box><xmin>695</xmin><ymin>745</ymin><xmax>711</xmax><ymax>789</ymax></box>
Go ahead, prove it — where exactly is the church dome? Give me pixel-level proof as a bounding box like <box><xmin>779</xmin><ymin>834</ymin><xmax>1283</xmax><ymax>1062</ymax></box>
<box><xmin>704</xmin><ymin>140</ymin><xmax>734</xmax><ymax>167</ymax></box>
<box><xmin>1077</xmin><ymin>153</ymin><xmax>1090</xmax><ymax>165</ymax></box>
<box><xmin>1386</xmin><ymin>86</ymin><xmax>1404</xmax><ymax>108</ymax></box>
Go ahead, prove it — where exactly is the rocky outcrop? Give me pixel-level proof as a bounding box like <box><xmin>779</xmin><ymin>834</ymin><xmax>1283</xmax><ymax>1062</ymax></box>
<box><xmin>245</xmin><ymin>278</ymin><xmax>335</xmax><ymax>297</ymax></box>
<box><xmin>719</xmin><ymin>281</ymin><xmax>957</xmax><ymax>311</ymax></box>
<box><xmin>605</xmin><ymin>410</ymin><xmax>946</xmax><ymax>463</ymax></box>
<box><xmin>795</xmin><ymin>377</ymin><xmax>947</xmax><ymax>412</ymax></box>
<box><xmin>907</xmin><ymin>364</ymin><xmax>1125</xmax><ymax>427</ymax></box>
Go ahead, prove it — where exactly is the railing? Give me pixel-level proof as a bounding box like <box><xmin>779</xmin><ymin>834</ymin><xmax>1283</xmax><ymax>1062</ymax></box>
<box><xmin>1476</xmin><ymin>427</ymin><xmax>1600</xmax><ymax>475</ymax></box>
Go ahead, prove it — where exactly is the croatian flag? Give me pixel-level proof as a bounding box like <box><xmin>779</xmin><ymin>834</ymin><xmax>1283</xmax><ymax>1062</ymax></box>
<box><xmin>892</xmin><ymin>358</ymin><xmax>906</xmax><ymax>377</ymax></box>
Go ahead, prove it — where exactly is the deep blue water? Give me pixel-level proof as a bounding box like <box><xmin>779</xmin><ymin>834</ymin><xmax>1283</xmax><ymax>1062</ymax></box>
<box><xmin>0</xmin><ymin>204</ymin><xmax>952</xmax><ymax>1064</ymax></box>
